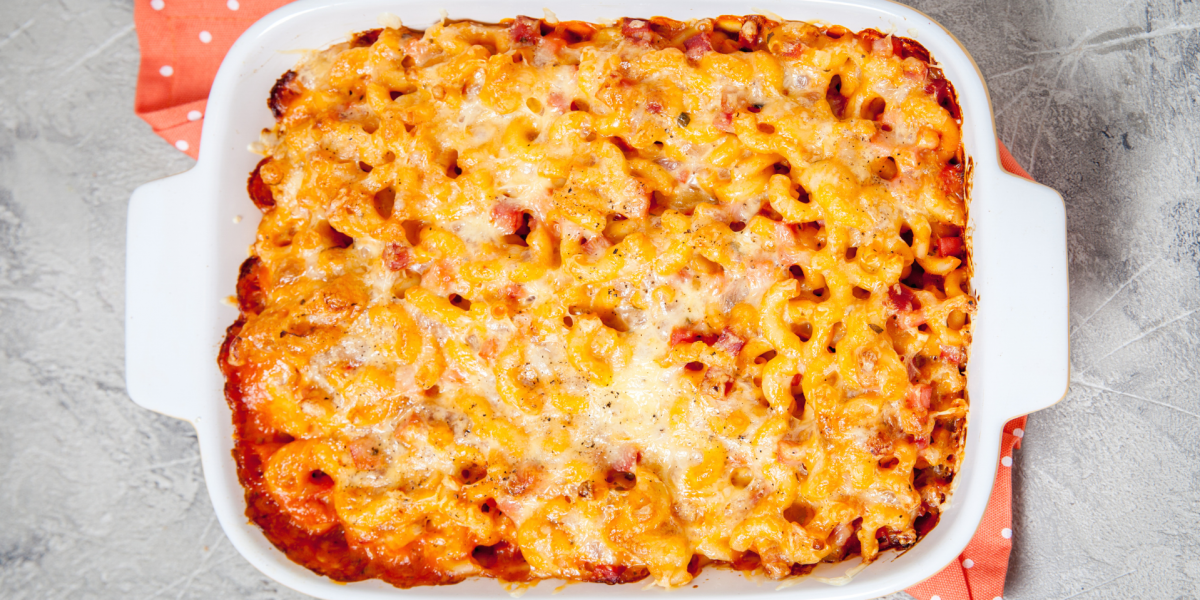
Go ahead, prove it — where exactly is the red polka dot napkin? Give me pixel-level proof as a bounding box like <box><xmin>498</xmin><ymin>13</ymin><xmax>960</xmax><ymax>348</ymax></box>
<box><xmin>133</xmin><ymin>3</ymin><xmax>1034</xmax><ymax>597</ymax></box>
<box><xmin>134</xmin><ymin>0</ymin><xmax>290</xmax><ymax>157</ymax></box>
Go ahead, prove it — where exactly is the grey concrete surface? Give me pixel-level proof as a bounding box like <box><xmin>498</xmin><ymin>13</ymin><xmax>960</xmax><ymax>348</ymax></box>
<box><xmin>0</xmin><ymin>0</ymin><xmax>1197</xmax><ymax>598</ymax></box>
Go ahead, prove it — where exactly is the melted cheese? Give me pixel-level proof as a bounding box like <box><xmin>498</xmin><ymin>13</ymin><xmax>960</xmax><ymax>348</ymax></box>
<box><xmin>223</xmin><ymin>15</ymin><xmax>973</xmax><ymax>589</ymax></box>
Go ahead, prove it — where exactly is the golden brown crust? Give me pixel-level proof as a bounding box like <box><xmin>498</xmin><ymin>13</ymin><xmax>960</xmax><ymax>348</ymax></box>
<box><xmin>247</xmin><ymin>157</ymin><xmax>276</xmax><ymax>212</ymax></box>
<box><xmin>268</xmin><ymin>70</ymin><xmax>303</xmax><ymax>120</ymax></box>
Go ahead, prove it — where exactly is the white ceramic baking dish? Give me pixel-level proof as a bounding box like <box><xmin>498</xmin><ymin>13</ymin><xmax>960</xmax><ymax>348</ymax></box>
<box><xmin>125</xmin><ymin>1</ymin><xmax>1069</xmax><ymax>598</ymax></box>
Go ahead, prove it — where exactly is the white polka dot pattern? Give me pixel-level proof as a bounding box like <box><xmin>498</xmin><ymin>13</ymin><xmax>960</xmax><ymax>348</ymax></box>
<box><xmin>1001</xmin><ymin>456</ymin><xmax>1012</xmax><ymax>467</ymax></box>
<box><xmin>199</xmin><ymin>30</ymin><xmax>213</xmax><ymax>43</ymax></box>
<box><xmin>931</xmin><ymin>596</ymin><xmax>941</xmax><ymax>600</ymax></box>
<box><xmin>1001</xmin><ymin>528</ymin><xmax>1012</xmax><ymax>539</ymax></box>
<box><xmin>227</xmin><ymin>0</ymin><xmax>239</xmax><ymax>10</ymax></box>
<box><xmin>963</xmin><ymin>558</ymin><xmax>974</xmax><ymax>568</ymax></box>
<box><xmin>159</xmin><ymin>65</ymin><xmax>173</xmax><ymax>77</ymax></box>
<box><xmin>1013</xmin><ymin>428</ymin><xmax>1024</xmax><ymax>438</ymax></box>
<box><xmin>174</xmin><ymin>140</ymin><xmax>189</xmax><ymax>151</ymax></box>
<box><xmin>187</xmin><ymin>110</ymin><xmax>202</xmax><ymax>121</ymax></box>
<box><xmin>150</xmin><ymin>0</ymin><xmax>164</xmax><ymax>10</ymax></box>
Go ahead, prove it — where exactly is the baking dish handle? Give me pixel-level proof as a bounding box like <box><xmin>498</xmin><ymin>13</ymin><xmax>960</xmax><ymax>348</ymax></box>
<box><xmin>973</xmin><ymin>172</ymin><xmax>1070</xmax><ymax>421</ymax></box>
<box><xmin>125</xmin><ymin>170</ymin><xmax>212</xmax><ymax>422</ymax></box>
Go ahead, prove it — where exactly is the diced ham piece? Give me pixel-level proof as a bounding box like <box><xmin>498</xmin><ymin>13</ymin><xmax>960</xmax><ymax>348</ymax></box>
<box><xmin>778</xmin><ymin>40</ymin><xmax>806</xmax><ymax>58</ymax></box>
<box><xmin>886</xmin><ymin>284</ymin><xmax>917</xmax><ymax>312</ymax></box>
<box><xmin>669</xmin><ymin>326</ymin><xmax>719</xmax><ymax>346</ymax></box>
<box><xmin>647</xmin><ymin>100</ymin><xmax>663</xmax><ymax>114</ymax></box>
<box><xmin>937</xmin><ymin>236</ymin><xmax>964</xmax><ymax>258</ymax></box>
<box><xmin>772</xmin><ymin>221</ymin><xmax>801</xmax><ymax>251</ymax></box>
<box><xmin>547</xmin><ymin>92</ymin><xmax>570</xmax><ymax>113</ymax></box>
<box><xmin>611</xmin><ymin>444</ymin><xmax>641</xmax><ymax>472</ymax></box>
<box><xmin>621</xmin><ymin>19</ymin><xmax>654</xmax><ymax>45</ymax></box>
<box><xmin>670</xmin><ymin>327</ymin><xmax>697</xmax><ymax>346</ymax></box>
<box><xmin>714</xmin><ymin>109</ymin><xmax>735</xmax><ymax>133</ymax></box>
<box><xmin>940</xmin><ymin>345</ymin><xmax>966</xmax><ymax>366</ymax></box>
<box><xmin>383</xmin><ymin>243</ymin><xmax>410</xmax><ymax>271</ymax></box>
<box><xmin>511</xmin><ymin>16</ymin><xmax>541</xmax><ymax>47</ymax></box>
<box><xmin>714</xmin><ymin>329</ymin><xmax>746</xmax><ymax>356</ymax></box>
<box><xmin>684</xmin><ymin>32</ymin><xmax>713</xmax><ymax>61</ymax></box>
<box><xmin>479</xmin><ymin>338</ymin><xmax>500</xmax><ymax>361</ymax></box>
<box><xmin>870</xmin><ymin>36</ymin><xmax>893</xmax><ymax>57</ymax></box>
<box><xmin>348</xmin><ymin>436</ymin><xmax>384</xmax><ymax>470</ymax></box>
<box><xmin>906</xmin><ymin>384</ymin><xmax>933</xmax><ymax>410</ymax></box>
<box><xmin>714</xmin><ymin>91</ymin><xmax>740</xmax><ymax>133</ymax></box>
<box><xmin>491</xmin><ymin>202</ymin><xmax>524</xmax><ymax>235</ymax></box>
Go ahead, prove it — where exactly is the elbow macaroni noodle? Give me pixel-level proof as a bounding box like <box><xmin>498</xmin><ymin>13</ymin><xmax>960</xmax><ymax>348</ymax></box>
<box><xmin>221</xmin><ymin>14</ymin><xmax>972</xmax><ymax>589</ymax></box>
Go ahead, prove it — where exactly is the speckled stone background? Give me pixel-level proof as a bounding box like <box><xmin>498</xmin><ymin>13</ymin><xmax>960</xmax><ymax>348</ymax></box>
<box><xmin>0</xmin><ymin>0</ymin><xmax>1197</xmax><ymax>598</ymax></box>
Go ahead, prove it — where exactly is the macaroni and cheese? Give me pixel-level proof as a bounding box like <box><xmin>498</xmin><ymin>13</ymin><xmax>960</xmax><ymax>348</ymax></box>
<box><xmin>219</xmin><ymin>14</ymin><xmax>971</xmax><ymax>588</ymax></box>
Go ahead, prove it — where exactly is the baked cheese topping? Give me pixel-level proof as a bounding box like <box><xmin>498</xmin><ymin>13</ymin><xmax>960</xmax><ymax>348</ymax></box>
<box><xmin>220</xmin><ymin>14</ymin><xmax>972</xmax><ymax>589</ymax></box>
